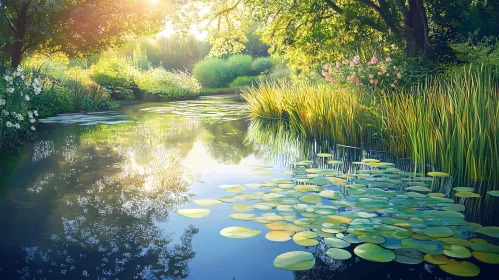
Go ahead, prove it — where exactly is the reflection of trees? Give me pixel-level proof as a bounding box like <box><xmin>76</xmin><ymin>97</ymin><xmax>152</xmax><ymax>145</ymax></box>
<box><xmin>5</xmin><ymin>133</ymin><xmax>199</xmax><ymax>279</ymax></box>
<box><xmin>202</xmin><ymin>119</ymin><xmax>255</xmax><ymax>165</ymax></box>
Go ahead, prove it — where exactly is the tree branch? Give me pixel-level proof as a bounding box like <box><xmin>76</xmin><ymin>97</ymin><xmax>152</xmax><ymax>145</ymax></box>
<box><xmin>358</xmin><ymin>0</ymin><xmax>402</xmax><ymax>37</ymax></box>
<box><xmin>3</xmin><ymin>13</ymin><xmax>17</xmax><ymax>33</ymax></box>
<box><xmin>322</xmin><ymin>0</ymin><xmax>343</xmax><ymax>14</ymax></box>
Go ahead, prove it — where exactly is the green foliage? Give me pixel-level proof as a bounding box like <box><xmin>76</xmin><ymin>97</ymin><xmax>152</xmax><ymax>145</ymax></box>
<box><xmin>193</xmin><ymin>57</ymin><xmax>232</xmax><ymax>88</ymax></box>
<box><xmin>249</xmin><ymin>57</ymin><xmax>274</xmax><ymax>75</ymax></box>
<box><xmin>89</xmin><ymin>56</ymin><xmax>137</xmax><ymax>89</ymax></box>
<box><xmin>136</xmin><ymin>68</ymin><xmax>201</xmax><ymax>101</ymax></box>
<box><xmin>229</xmin><ymin>76</ymin><xmax>259</xmax><ymax>88</ymax></box>
<box><xmin>31</xmin><ymin>84</ymin><xmax>75</xmax><ymax>117</ymax></box>
<box><xmin>108</xmin><ymin>87</ymin><xmax>135</xmax><ymax>100</ymax></box>
<box><xmin>227</xmin><ymin>55</ymin><xmax>253</xmax><ymax>77</ymax></box>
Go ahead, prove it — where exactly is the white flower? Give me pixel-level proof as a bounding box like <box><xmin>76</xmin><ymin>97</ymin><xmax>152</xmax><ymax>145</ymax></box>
<box><xmin>30</xmin><ymin>118</ymin><xmax>35</xmax><ymax>123</ymax></box>
<box><xmin>31</xmin><ymin>126</ymin><xmax>35</xmax><ymax>131</ymax></box>
<box><xmin>14</xmin><ymin>123</ymin><xmax>20</xmax><ymax>129</ymax></box>
<box><xmin>2</xmin><ymin>110</ymin><xmax>9</xmax><ymax>116</ymax></box>
<box><xmin>33</xmin><ymin>78</ymin><xmax>39</xmax><ymax>85</ymax></box>
<box><xmin>0</xmin><ymin>99</ymin><xmax>5</xmax><ymax>106</ymax></box>
<box><xmin>33</xmin><ymin>110</ymin><xmax>38</xmax><ymax>116</ymax></box>
<box><xmin>6</xmin><ymin>121</ymin><xmax>12</xmax><ymax>127</ymax></box>
<box><xmin>16</xmin><ymin>114</ymin><xmax>23</xmax><ymax>121</ymax></box>
<box><xmin>25</xmin><ymin>95</ymin><xmax>30</xmax><ymax>101</ymax></box>
<box><xmin>6</xmin><ymin>87</ymin><xmax>14</xmax><ymax>94</ymax></box>
<box><xmin>16</xmin><ymin>65</ymin><xmax>23</xmax><ymax>72</ymax></box>
<box><xmin>20</xmin><ymin>75</ymin><xmax>25</xmax><ymax>80</ymax></box>
<box><xmin>25</xmin><ymin>82</ymin><xmax>31</xmax><ymax>87</ymax></box>
<box><xmin>28</xmin><ymin>111</ymin><xmax>33</xmax><ymax>118</ymax></box>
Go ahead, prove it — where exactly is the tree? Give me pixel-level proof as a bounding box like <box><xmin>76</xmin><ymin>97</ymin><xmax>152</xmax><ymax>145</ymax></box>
<box><xmin>0</xmin><ymin>0</ymin><xmax>169</xmax><ymax>67</ymax></box>
<box><xmin>178</xmin><ymin>0</ymin><xmax>444</xmax><ymax>71</ymax></box>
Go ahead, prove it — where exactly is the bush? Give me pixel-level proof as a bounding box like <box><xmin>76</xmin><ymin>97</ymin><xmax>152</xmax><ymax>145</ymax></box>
<box><xmin>136</xmin><ymin>68</ymin><xmax>201</xmax><ymax>101</ymax></box>
<box><xmin>227</xmin><ymin>54</ymin><xmax>253</xmax><ymax>77</ymax></box>
<box><xmin>89</xmin><ymin>56</ymin><xmax>137</xmax><ymax>89</ymax></box>
<box><xmin>108</xmin><ymin>87</ymin><xmax>135</xmax><ymax>100</ymax></box>
<box><xmin>229</xmin><ymin>76</ymin><xmax>259</xmax><ymax>88</ymax></box>
<box><xmin>193</xmin><ymin>58</ymin><xmax>232</xmax><ymax>88</ymax></box>
<box><xmin>249</xmin><ymin>57</ymin><xmax>274</xmax><ymax>75</ymax></box>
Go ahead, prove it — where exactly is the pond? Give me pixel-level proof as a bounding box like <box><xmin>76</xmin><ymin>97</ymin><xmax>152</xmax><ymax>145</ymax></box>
<box><xmin>0</xmin><ymin>95</ymin><xmax>497</xmax><ymax>280</ymax></box>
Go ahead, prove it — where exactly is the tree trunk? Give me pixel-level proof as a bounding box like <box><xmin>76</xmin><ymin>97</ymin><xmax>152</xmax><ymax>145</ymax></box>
<box><xmin>11</xmin><ymin>2</ymin><xmax>30</xmax><ymax>68</ymax></box>
<box><xmin>404</xmin><ymin>0</ymin><xmax>435</xmax><ymax>59</ymax></box>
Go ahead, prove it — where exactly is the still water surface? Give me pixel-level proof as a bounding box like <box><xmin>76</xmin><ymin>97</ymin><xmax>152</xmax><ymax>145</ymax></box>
<box><xmin>0</xmin><ymin>96</ymin><xmax>496</xmax><ymax>279</ymax></box>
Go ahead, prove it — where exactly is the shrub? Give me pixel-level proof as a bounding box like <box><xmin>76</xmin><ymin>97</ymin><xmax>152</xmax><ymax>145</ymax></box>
<box><xmin>0</xmin><ymin>66</ymin><xmax>43</xmax><ymax>150</ymax></box>
<box><xmin>108</xmin><ymin>87</ymin><xmax>135</xmax><ymax>100</ymax></box>
<box><xmin>227</xmin><ymin>54</ymin><xmax>253</xmax><ymax>77</ymax></box>
<box><xmin>136</xmin><ymin>68</ymin><xmax>201</xmax><ymax>100</ymax></box>
<box><xmin>192</xmin><ymin>57</ymin><xmax>232</xmax><ymax>88</ymax></box>
<box><xmin>229</xmin><ymin>76</ymin><xmax>259</xmax><ymax>88</ymax></box>
<box><xmin>89</xmin><ymin>56</ymin><xmax>137</xmax><ymax>89</ymax></box>
<box><xmin>249</xmin><ymin>57</ymin><xmax>274</xmax><ymax>75</ymax></box>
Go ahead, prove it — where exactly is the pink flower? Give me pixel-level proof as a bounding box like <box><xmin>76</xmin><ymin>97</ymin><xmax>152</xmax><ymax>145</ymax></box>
<box><xmin>353</xmin><ymin>56</ymin><xmax>360</xmax><ymax>64</ymax></box>
<box><xmin>336</xmin><ymin>62</ymin><xmax>341</xmax><ymax>69</ymax></box>
<box><xmin>323</xmin><ymin>64</ymin><xmax>330</xmax><ymax>70</ymax></box>
<box><xmin>397</xmin><ymin>73</ymin><xmax>402</xmax><ymax>79</ymax></box>
<box><xmin>321</xmin><ymin>71</ymin><xmax>327</xmax><ymax>77</ymax></box>
<box><xmin>342</xmin><ymin>60</ymin><xmax>348</xmax><ymax>64</ymax></box>
<box><xmin>381</xmin><ymin>65</ymin><xmax>387</xmax><ymax>72</ymax></box>
<box><xmin>367</xmin><ymin>62</ymin><xmax>372</xmax><ymax>66</ymax></box>
<box><xmin>395</xmin><ymin>70</ymin><xmax>399</xmax><ymax>75</ymax></box>
<box><xmin>350</xmin><ymin>62</ymin><xmax>355</xmax><ymax>68</ymax></box>
<box><xmin>369</xmin><ymin>74</ymin><xmax>374</xmax><ymax>78</ymax></box>
<box><xmin>356</xmin><ymin>80</ymin><xmax>361</xmax><ymax>86</ymax></box>
<box><xmin>370</xmin><ymin>56</ymin><xmax>378</xmax><ymax>65</ymax></box>
<box><xmin>378</xmin><ymin>72</ymin><xmax>382</xmax><ymax>76</ymax></box>
<box><xmin>369</xmin><ymin>79</ymin><xmax>374</xmax><ymax>84</ymax></box>
<box><xmin>391</xmin><ymin>83</ymin><xmax>395</xmax><ymax>88</ymax></box>
<box><xmin>373</xmin><ymin>79</ymin><xmax>378</xmax><ymax>85</ymax></box>
<box><xmin>386</xmin><ymin>57</ymin><xmax>392</xmax><ymax>62</ymax></box>
<box><xmin>394</xmin><ymin>80</ymin><xmax>398</xmax><ymax>84</ymax></box>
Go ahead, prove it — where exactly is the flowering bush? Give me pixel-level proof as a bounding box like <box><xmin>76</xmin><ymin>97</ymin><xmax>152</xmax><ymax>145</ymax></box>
<box><xmin>136</xmin><ymin>67</ymin><xmax>201</xmax><ymax>100</ymax></box>
<box><xmin>322</xmin><ymin>55</ymin><xmax>402</xmax><ymax>91</ymax></box>
<box><xmin>0</xmin><ymin>66</ymin><xmax>42</xmax><ymax>149</ymax></box>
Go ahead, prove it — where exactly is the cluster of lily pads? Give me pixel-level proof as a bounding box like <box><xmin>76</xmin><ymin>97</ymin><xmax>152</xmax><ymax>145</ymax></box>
<box><xmin>38</xmin><ymin>111</ymin><xmax>134</xmax><ymax>126</ymax></box>
<box><xmin>177</xmin><ymin>155</ymin><xmax>499</xmax><ymax>277</ymax></box>
<box><xmin>141</xmin><ymin>98</ymin><xmax>248</xmax><ymax>122</ymax></box>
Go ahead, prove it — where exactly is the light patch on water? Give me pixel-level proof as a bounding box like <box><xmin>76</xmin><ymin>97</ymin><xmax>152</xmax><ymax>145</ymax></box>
<box><xmin>32</xmin><ymin>140</ymin><xmax>55</xmax><ymax>163</ymax></box>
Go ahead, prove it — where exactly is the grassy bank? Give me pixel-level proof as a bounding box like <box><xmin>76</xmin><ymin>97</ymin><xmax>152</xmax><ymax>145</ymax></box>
<box><xmin>242</xmin><ymin>66</ymin><xmax>498</xmax><ymax>201</ymax></box>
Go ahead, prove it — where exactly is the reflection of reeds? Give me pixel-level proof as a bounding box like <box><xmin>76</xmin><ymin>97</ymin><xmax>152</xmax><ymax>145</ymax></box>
<box><xmin>243</xmin><ymin>66</ymin><xmax>498</xmax><ymax>224</ymax></box>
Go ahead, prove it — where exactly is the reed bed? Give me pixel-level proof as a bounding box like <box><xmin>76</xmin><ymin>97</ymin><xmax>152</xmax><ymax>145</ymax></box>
<box><xmin>242</xmin><ymin>66</ymin><xmax>498</xmax><ymax>219</ymax></box>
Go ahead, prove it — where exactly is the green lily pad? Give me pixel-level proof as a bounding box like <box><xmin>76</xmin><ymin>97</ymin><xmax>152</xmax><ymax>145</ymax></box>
<box><xmin>220</xmin><ymin>227</ymin><xmax>261</xmax><ymax>238</ymax></box>
<box><xmin>177</xmin><ymin>209</ymin><xmax>211</xmax><ymax>218</ymax></box>
<box><xmin>453</xmin><ymin>187</ymin><xmax>474</xmax><ymax>192</ymax></box>
<box><xmin>439</xmin><ymin>259</ymin><xmax>480</xmax><ymax>277</ymax></box>
<box><xmin>359</xmin><ymin>234</ymin><xmax>386</xmax><ymax>244</ymax></box>
<box><xmin>298</xmin><ymin>194</ymin><xmax>322</xmax><ymax>204</ymax></box>
<box><xmin>476</xmin><ymin>226</ymin><xmax>499</xmax><ymax>238</ymax></box>
<box><xmin>421</xmin><ymin>226</ymin><xmax>454</xmax><ymax>238</ymax></box>
<box><xmin>193</xmin><ymin>199</ymin><xmax>222</xmax><ymax>206</ymax></box>
<box><xmin>354</xmin><ymin>243</ymin><xmax>395</xmax><ymax>262</ymax></box>
<box><xmin>443</xmin><ymin>245</ymin><xmax>471</xmax><ymax>258</ymax></box>
<box><xmin>230</xmin><ymin>213</ymin><xmax>256</xmax><ymax>221</ymax></box>
<box><xmin>326</xmin><ymin>248</ymin><xmax>352</xmax><ymax>260</ymax></box>
<box><xmin>324</xmin><ymin>237</ymin><xmax>351</xmax><ymax>248</ymax></box>
<box><xmin>424</xmin><ymin>254</ymin><xmax>449</xmax><ymax>265</ymax></box>
<box><xmin>266</xmin><ymin>231</ymin><xmax>293</xmax><ymax>242</ymax></box>
<box><xmin>233</xmin><ymin>204</ymin><xmax>254</xmax><ymax>212</ymax></box>
<box><xmin>401</xmin><ymin>239</ymin><xmax>443</xmax><ymax>254</ymax></box>
<box><xmin>219</xmin><ymin>196</ymin><xmax>236</xmax><ymax>203</ymax></box>
<box><xmin>454</xmin><ymin>192</ymin><xmax>481</xmax><ymax>198</ymax></box>
<box><xmin>406</xmin><ymin>186</ymin><xmax>431</xmax><ymax>192</ymax></box>
<box><xmin>381</xmin><ymin>238</ymin><xmax>403</xmax><ymax>249</ymax></box>
<box><xmin>317</xmin><ymin>153</ymin><xmax>332</xmax><ymax>158</ymax></box>
<box><xmin>427</xmin><ymin>172</ymin><xmax>450</xmax><ymax>177</ymax></box>
<box><xmin>472</xmin><ymin>251</ymin><xmax>499</xmax><ymax>264</ymax></box>
<box><xmin>293</xmin><ymin>231</ymin><xmax>318</xmax><ymax>246</ymax></box>
<box><xmin>487</xmin><ymin>190</ymin><xmax>499</xmax><ymax>197</ymax></box>
<box><xmin>377</xmin><ymin>225</ymin><xmax>413</xmax><ymax>239</ymax></box>
<box><xmin>471</xmin><ymin>242</ymin><xmax>499</xmax><ymax>253</ymax></box>
<box><xmin>274</xmin><ymin>251</ymin><xmax>315</xmax><ymax>271</ymax></box>
<box><xmin>394</xmin><ymin>248</ymin><xmax>424</xmax><ymax>264</ymax></box>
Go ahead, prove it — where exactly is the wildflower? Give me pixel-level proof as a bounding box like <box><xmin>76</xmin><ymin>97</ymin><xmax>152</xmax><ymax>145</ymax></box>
<box><xmin>386</xmin><ymin>57</ymin><xmax>392</xmax><ymax>62</ymax></box>
<box><xmin>370</xmin><ymin>56</ymin><xmax>378</xmax><ymax>65</ymax></box>
<box><xmin>6</xmin><ymin>121</ymin><xmax>13</xmax><ymax>127</ymax></box>
<box><xmin>342</xmin><ymin>60</ymin><xmax>348</xmax><ymax>65</ymax></box>
<box><xmin>16</xmin><ymin>114</ymin><xmax>23</xmax><ymax>121</ymax></box>
<box><xmin>378</xmin><ymin>72</ymin><xmax>382</xmax><ymax>76</ymax></box>
<box><xmin>31</xmin><ymin>126</ymin><xmax>35</xmax><ymax>131</ymax></box>
<box><xmin>355</xmin><ymin>80</ymin><xmax>361</xmax><ymax>86</ymax></box>
<box><xmin>369</xmin><ymin>74</ymin><xmax>374</xmax><ymax>79</ymax></box>
<box><xmin>373</xmin><ymin>80</ymin><xmax>379</xmax><ymax>85</ymax></box>
<box><xmin>350</xmin><ymin>61</ymin><xmax>355</xmax><ymax>68</ymax></box>
<box><xmin>381</xmin><ymin>65</ymin><xmax>387</xmax><ymax>72</ymax></box>
<box><xmin>395</xmin><ymin>70</ymin><xmax>399</xmax><ymax>75</ymax></box>
<box><xmin>14</xmin><ymin>123</ymin><xmax>20</xmax><ymax>129</ymax></box>
<box><xmin>369</xmin><ymin>79</ymin><xmax>374</xmax><ymax>84</ymax></box>
<box><xmin>6</xmin><ymin>87</ymin><xmax>14</xmax><ymax>94</ymax></box>
<box><xmin>30</xmin><ymin>118</ymin><xmax>35</xmax><ymax>123</ymax></box>
<box><xmin>323</xmin><ymin>64</ymin><xmax>330</xmax><ymax>70</ymax></box>
<box><xmin>0</xmin><ymin>99</ymin><xmax>5</xmax><ymax>106</ymax></box>
<box><xmin>353</xmin><ymin>56</ymin><xmax>360</xmax><ymax>64</ymax></box>
<box><xmin>391</xmin><ymin>83</ymin><xmax>396</xmax><ymax>88</ymax></box>
<box><xmin>367</xmin><ymin>62</ymin><xmax>372</xmax><ymax>66</ymax></box>
<box><xmin>336</xmin><ymin>62</ymin><xmax>341</xmax><ymax>69</ymax></box>
<box><xmin>25</xmin><ymin>95</ymin><xmax>30</xmax><ymax>101</ymax></box>
<box><xmin>34</xmin><ymin>110</ymin><xmax>38</xmax><ymax>117</ymax></box>
<box><xmin>397</xmin><ymin>73</ymin><xmax>402</xmax><ymax>79</ymax></box>
<box><xmin>28</xmin><ymin>111</ymin><xmax>33</xmax><ymax>118</ymax></box>
<box><xmin>322</xmin><ymin>70</ymin><xmax>327</xmax><ymax>77</ymax></box>
<box><xmin>2</xmin><ymin>110</ymin><xmax>9</xmax><ymax>116</ymax></box>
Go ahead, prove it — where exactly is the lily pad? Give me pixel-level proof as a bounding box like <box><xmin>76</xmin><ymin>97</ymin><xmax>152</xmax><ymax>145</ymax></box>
<box><xmin>354</xmin><ymin>243</ymin><xmax>395</xmax><ymax>262</ymax></box>
<box><xmin>427</xmin><ymin>172</ymin><xmax>450</xmax><ymax>177</ymax></box>
<box><xmin>230</xmin><ymin>213</ymin><xmax>256</xmax><ymax>221</ymax></box>
<box><xmin>443</xmin><ymin>245</ymin><xmax>471</xmax><ymax>258</ymax></box>
<box><xmin>453</xmin><ymin>187</ymin><xmax>474</xmax><ymax>192</ymax></box>
<box><xmin>487</xmin><ymin>190</ymin><xmax>499</xmax><ymax>197</ymax></box>
<box><xmin>471</xmin><ymin>242</ymin><xmax>499</xmax><ymax>253</ymax></box>
<box><xmin>326</xmin><ymin>248</ymin><xmax>352</xmax><ymax>260</ymax></box>
<box><xmin>454</xmin><ymin>192</ymin><xmax>481</xmax><ymax>198</ymax></box>
<box><xmin>266</xmin><ymin>231</ymin><xmax>293</xmax><ymax>242</ymax></box>
<box><xmin>472</xmin><ymin>251</ymin><xmax>499</xmax><ymax>264</ymax></box>
<box><xmin>293</xmin><ymin>231</ymin><xmax>318</xmax><ymax>246</ymax></box>
<box><xmin>193</xmin><ymin>199</ymin><xmax>222</xmax><ymax>206</ymax></box>
<box><xmin>401</xmin><ymin>239</ymin><xmax>443</xmax><ymax>254</ymax></box>
<box><xmin>476</xmin><ymin>226</ymin><xmax>499</xmax><ymax>238</ymax></box>
<box><xmin>359</xmin><ymin>234</ymin><xmax>386</xmax><ymax>244</ymax></box>
<box><xmin>394</xmin><ymin>248</ymin><xmax>424</xmax><ymax>264</ymax></box>
<box><xmin>424</xmin><ymin>254</ymin><xmax>449</xmax><ymax>265</ymax></box>
<box><xmin>177</xmin><ymin>209</ymin><xmax>210</xmax><ymax>218</ymax></box>
<box><xmin>421</xmin><ymin>226</ymin><xmax>454</xmax><ymax>238</ymax></box>
<box><xmin>324</xmin><ymin>237</ymin><xmax>351</xmax><ymax>248</ymax></box>
<box><xmin>233</xmin><ymin>204</ymin><xmax>254</xmax><ymax>212</ymax></box>
<box><xmin>274</xmin><ymin>251</ymin><xmax>315</xmax><ymax>271</ymax></box>
<box><xmin>439</xmin><ymin>259</ymin><xmax>480</xmax><ymax>277</ymax></box>
<box><xmin>220</xmin><ymin>227</ymin><xmax>261</xmax><ymax>238</ymax></box>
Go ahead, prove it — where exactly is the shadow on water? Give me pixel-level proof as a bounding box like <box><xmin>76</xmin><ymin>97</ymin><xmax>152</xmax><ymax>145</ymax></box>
<box><xmin>247</xmin><ymin>119</ymin><xmax>499</xmax><ymax>226</ymax></box>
